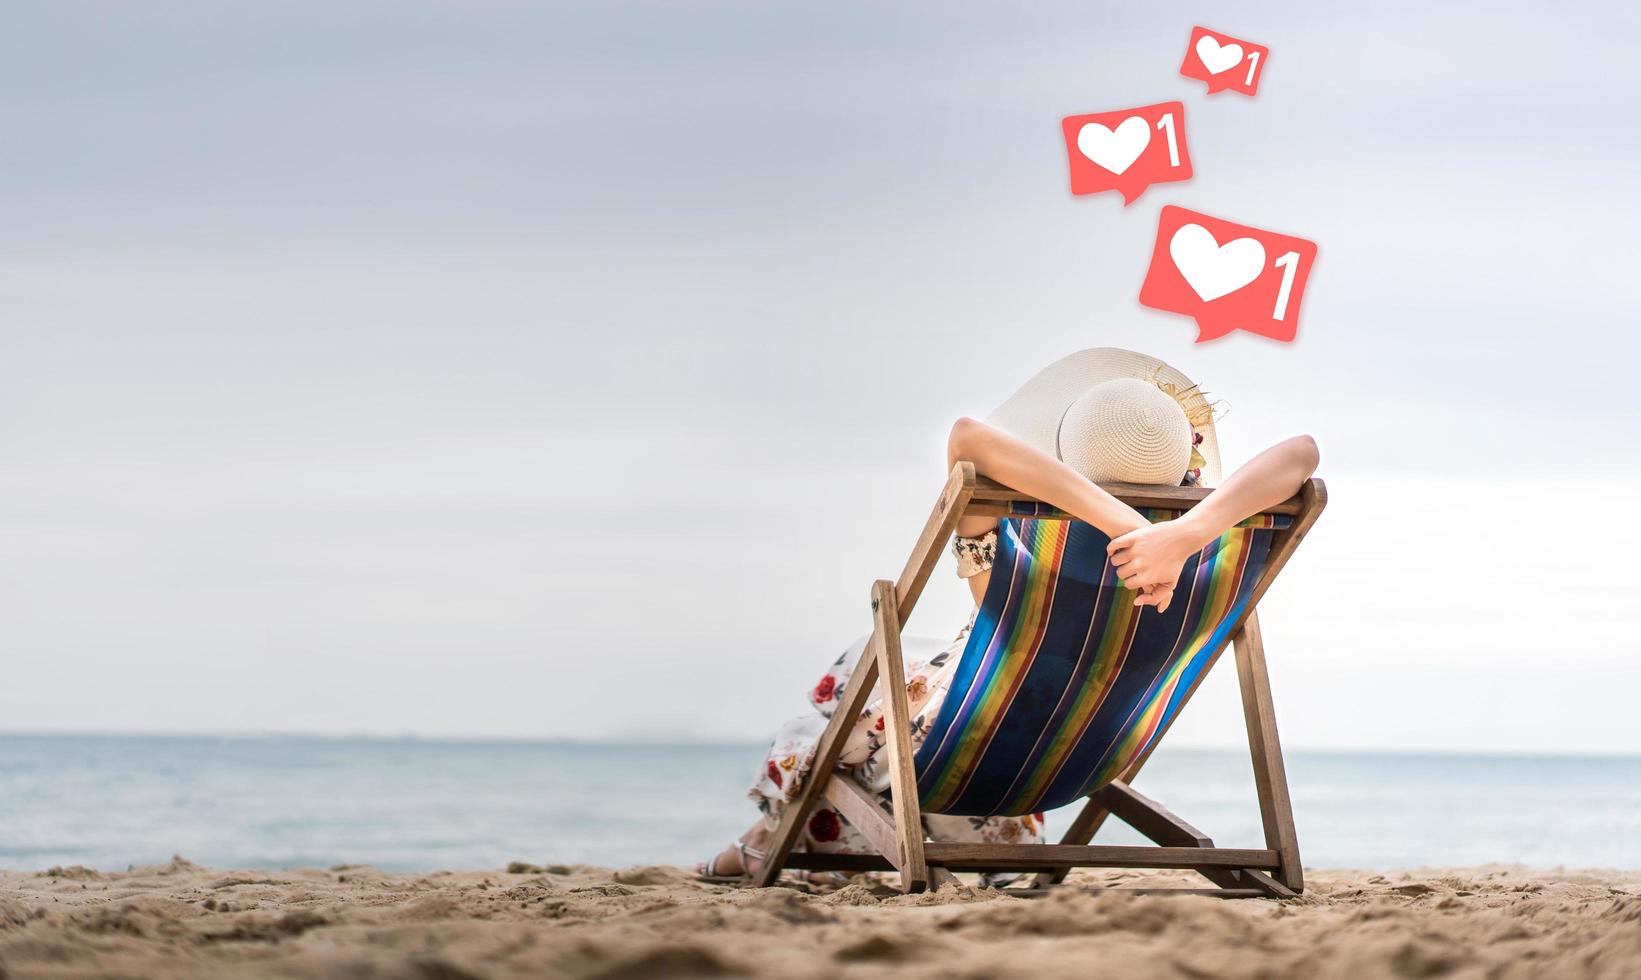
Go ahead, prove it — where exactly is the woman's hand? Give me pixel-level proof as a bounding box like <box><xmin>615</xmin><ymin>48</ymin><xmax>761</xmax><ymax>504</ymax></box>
<box><xmin>1136</xmin><ymin>582</ymin><xmax>1176</xmax><ymax>613</ymax></box>
<box><xmin>1107</xmin><ymin>518</ymin><xmax>1211</xmax><ymax>612</ymax></box>
<box><xmin>1109</xmin><ymin>434</ymin><xmax>1321</xmax><ymax>613</ymax></box>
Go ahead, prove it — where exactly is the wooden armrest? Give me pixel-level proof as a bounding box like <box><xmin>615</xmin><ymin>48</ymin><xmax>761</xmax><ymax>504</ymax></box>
<box><xmin>963</xmin><ymin>470</ymin><xmax>1322</xmax><ymax>517</ymax></box>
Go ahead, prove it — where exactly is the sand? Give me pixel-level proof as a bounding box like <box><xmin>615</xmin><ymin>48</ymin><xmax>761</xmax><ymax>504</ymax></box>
<box><xmin>1</xmin><ymin>858</ymin><xmax>1638</xmax><ymax>979</ymax></box>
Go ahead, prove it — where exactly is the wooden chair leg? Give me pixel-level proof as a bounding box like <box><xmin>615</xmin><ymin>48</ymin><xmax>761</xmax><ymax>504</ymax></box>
<box><xmin>1030</xmin><ymin>783</ymin><xmax>1238</xmax><ymax>892</ymax></box>
<box><xmin>1099</xmin><ymin>780</ymin><xmax>1293</xmax><ymax>898</ymax></box>
<box><xmin>929</xmin><ymin>866</ymin><xmax>962</xmax><ymax>891</ymax></box>
<box><xmin>752</xmin><ymin>638</ymin><xmax>883</xmax><ymax>887</ymax></box>
<box><xmin>756</xmin><ymin>466</ymin><xmax>973</xmax><ymax>887</ymax></box>
<box><xmin>1234</xmin><ymin>611</ymin><xmax>1303</xmax><ymax>893</ymax></box>
<box><xmin>1029</xmin><ymin>794</ymin><xmax>1115</xmax><ymax>889</ymax></box>
<box><xmin>871</xmin><ymin>579</ymin><xmax>929</xmax><ymax>893</ymax></box>
<box><xmin>1098</xmin><ymin>781</ymin><xmax>1211</xmax><ymax>847</ymax></box>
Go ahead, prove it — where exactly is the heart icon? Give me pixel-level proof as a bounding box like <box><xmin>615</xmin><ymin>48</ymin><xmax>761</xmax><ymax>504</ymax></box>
<box><xmin>1075</xmin><ymin>116</ymin><xmax>1150</xmax><ymax>175</ymax></box>
<box><xmin>1195</xmin><ymin>35</ymin><xmax>1244</xmax><ymax>74</ymax></box>
<box><xmin>1169</xmin><ymin>224</ymin><xmax>1265</xmax><ymax>301</ymax></box>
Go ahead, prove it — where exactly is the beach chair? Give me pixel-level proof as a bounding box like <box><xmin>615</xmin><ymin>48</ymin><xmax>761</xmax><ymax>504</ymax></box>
<box><xmin>752</xmin><ymin>463</ymin><xmax>1326</xmax><ymax>898</ymax></box>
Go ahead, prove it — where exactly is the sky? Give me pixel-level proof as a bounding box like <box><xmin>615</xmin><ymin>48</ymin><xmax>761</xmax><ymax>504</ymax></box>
<box><xmin>2</xmin><ymin>1</ymin><xmax>1639</xmax><ymax>754</ymax></box>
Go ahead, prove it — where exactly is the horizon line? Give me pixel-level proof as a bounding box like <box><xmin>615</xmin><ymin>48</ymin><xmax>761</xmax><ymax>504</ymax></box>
<box><xmin>2</xmin><ymin>729</ymin><xmax>1639</xmax><ymax>762</ymax></box>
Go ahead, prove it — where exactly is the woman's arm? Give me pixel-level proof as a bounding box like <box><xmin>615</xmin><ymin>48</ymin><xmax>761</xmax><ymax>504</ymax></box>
<box><xmin>948</xmin><ymin>417</ymin><xmax>1153</xmax><ymax>603</ymax></box>
<box><xmin>948</xmin><ymin>418</ymin><xmax>1153</xmax><ymax>602</ymax></box>
<box><xmin>1108</xmin><ymin>434</ymin><xmax>1320</xmax><ymax>611</ymax></box>
<box><xmin>947</xmin><ymin>417</ymin><xmax>1152</xmax><ymax>540</ymax></box>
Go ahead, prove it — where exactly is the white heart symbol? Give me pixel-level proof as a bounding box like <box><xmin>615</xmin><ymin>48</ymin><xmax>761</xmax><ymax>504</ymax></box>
<box><xmin>1169</xmin><ymin>224</ymin><xmax>1265</xmax><ymax>301</ymax></box>
<box><xmin>1075</xmin><ymin>116</ymin><xmax>1150</xmax><ymax>175</ymax></box>
<box><xmin>1195</xmin><ymin>35</ymin><xmax>1244</xmax><ymax>74</ymax></box>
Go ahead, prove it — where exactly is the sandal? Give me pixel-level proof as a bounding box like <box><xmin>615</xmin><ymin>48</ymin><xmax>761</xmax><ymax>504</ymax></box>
<box><xmin>694</xmin><ymin>841</ymin><xmax>762</xmax><ymax>884</ymax></box>
<box><xmin>980</xmin><ymin>871</ymin><xmax>1030</xmax><ymax>890</ymax></box>
<box><xmin>694</xmin><ymin>842</ymin><xmax>851</xmax><ymax>888</ymax></box>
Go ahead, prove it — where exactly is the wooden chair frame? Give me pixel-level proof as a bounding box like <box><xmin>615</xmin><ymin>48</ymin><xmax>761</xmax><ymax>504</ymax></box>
<box><xmin>752</xmin><ymin>463</ymin><xmax>1327</xmax><ymax>898</ymax></box>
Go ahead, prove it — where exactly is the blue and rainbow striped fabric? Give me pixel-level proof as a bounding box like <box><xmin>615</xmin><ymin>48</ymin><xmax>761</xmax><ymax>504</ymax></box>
<box><xmin>910</xmin><ymin>508</ymin><xmax>1287</xmax><ymax>816</ymax></box>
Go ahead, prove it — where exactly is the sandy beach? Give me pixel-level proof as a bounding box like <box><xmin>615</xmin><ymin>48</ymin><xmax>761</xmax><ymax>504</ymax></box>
<box><xmin>0</xmin><ymin>859</ymin><xmax>1636</xmax><ymax>979</ymax></box>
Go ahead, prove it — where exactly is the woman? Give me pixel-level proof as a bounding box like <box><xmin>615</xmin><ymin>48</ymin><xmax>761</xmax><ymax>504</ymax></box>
<box><xmin>698</xmin><ymin>349</ymin><xmax>1320</xmax><ymax>883</ymax></box>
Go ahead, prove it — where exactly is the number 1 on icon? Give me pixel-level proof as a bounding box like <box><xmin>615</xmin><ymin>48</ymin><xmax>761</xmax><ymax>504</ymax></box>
<box><xmin>1271</xmin><ymin>251</ymin><xmax>1300</xmax><ymax>320</ymax></box>
<box><xmin>1244</xmin><ymin>52</ymin><xmax>1261</xmax><ymax>86</ymax></box>
<box><xmin>1156</xmin><ymin>113</ymin><xmax>1180</xmax><ymax>168</ymax></box>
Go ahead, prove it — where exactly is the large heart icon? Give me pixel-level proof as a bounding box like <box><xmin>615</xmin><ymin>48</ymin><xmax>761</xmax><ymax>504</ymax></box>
<box><xmin>1169</xmin><ymin>224</ymin><xmax>1265</xmax><ymax>301</ymax></box>
<box><xmin>1195</xmin><ymin>35</ymin><xmax>1244</xmax><ymax>74</ymax></box>
<box><xmin>1075</xmin><ymin>116</ymin><xmax>1150</xmax><ymax>175</ymax></box>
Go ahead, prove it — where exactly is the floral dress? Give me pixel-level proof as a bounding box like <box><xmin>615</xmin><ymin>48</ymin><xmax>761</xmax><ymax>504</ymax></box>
<box><xmin>746</xmin><ymin>529</ymin><xmax>1044</xmax><ymax>855</ymax></box>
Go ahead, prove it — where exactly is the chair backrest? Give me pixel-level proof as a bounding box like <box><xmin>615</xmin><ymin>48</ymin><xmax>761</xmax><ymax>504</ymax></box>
<box><xmin>911</xmin><ymin>506</ymin><xmax>1290</xmax><ymax>816</ymax></box>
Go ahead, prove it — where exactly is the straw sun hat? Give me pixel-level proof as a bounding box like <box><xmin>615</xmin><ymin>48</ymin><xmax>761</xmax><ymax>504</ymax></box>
<box><xmin>987</xmin><ymin>348</ymin><xmax>1222</xmax><ymax>488</ymax></box>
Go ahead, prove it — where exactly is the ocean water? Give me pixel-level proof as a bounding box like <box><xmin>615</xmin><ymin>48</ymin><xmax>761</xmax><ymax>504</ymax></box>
<box><xmin>3</xmin><ymin>735</ymin><xmax>1639</xmax><ymax>873</ymax></box>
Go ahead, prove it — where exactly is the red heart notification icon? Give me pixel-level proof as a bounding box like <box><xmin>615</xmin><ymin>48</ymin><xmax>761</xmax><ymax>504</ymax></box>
<box><xmin>1179</xmin><ymin>26</ymin><xmax>1269</xmax><ymax>96</ymax></box>
<box><xmin>1139</xmin><ymin>205</ymin><xmax>1318</xmax><ymax>343</ymax></box>
<box><xmin>1060</xmin><ymin>101</ymin><xmax>1193</xmax><ymax>205</ymax></box>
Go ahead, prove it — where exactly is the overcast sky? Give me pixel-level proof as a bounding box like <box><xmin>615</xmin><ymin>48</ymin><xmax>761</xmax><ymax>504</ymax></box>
<box><xmin>3</xmin><ymin>1</ymin><xmax>1639</xmax><ymax>753</ymax></box>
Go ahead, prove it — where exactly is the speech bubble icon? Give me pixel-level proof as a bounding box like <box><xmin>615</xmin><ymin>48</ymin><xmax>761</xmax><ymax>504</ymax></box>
<box><xmin>1179</xmin><ymin>26</ymin><xmax>1269</xmax><ymax>96</ymax></box>
<box><xmin>1060</xmin><ymin>101</ymin><xmax>1193</xmax><ymax>205</ymax></box>
<box><xmin>1139</xmin><ymin>205</ymin><xmax>1318</xmax><ymax>343</ymax></box>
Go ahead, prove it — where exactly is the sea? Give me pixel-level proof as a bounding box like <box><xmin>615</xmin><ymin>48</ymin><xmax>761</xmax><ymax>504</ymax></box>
<box><xmin>3</xmin><ymin>734</ymin><xmax>1639</xmax><ymax>873</ymax></box>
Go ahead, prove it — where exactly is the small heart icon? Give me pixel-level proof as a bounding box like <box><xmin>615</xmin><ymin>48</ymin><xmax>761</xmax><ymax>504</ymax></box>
<box><xmin>1169</xmin><ymin>224</ymin><xmax>1265</xmax><ymax>301</ymax></box>
<box><xmin>1195</xmin><ymin>35</ymin><xmax>1244</xmax><ymax>74</ymax></box>
<box><xmin>1075</xmin><ymin>116</ymin><xmax>1150</xmax><ymax>175</ymax></box>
